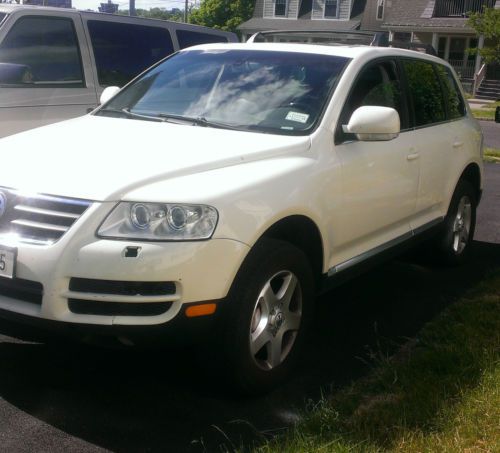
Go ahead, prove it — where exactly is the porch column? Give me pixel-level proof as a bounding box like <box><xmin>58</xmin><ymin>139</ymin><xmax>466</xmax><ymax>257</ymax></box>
<box><xmin>474</xmin><ymin>34</ymin><xmax>484</xmax><ymax>75</ymax></box>
<box><xmin>444</xmin><ymin>36</ymin><xmax>451</xmax><ymax>61</ymax></box>
<box><xmin>431</xmin><ymin>33</ymin><xmax>439</xmax><ymax>54</ymax></box>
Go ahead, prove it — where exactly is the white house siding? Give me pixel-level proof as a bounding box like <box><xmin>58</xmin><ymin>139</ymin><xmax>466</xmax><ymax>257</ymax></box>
<box><xmin>289</xmin><ymin>0</ymin><xmax>300</xmax><ymax>18</ymax></box>
<box><xmin>263</xmin><ymin>0</ymin><xmax>274</xmax><ymax>18</ymax></box>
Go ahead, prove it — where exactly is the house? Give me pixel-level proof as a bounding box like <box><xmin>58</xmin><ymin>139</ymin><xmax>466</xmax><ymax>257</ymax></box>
<box><xmin>238</xmin><ymin>0</ymin><xmax>367</xmax><ymax>41</ymax></box>
<box><xmin>362</xmin><ymin>0</ymin><xmax>499</xmax><ymax>97</ymax></box>
<box><xmin>240</xmin><ymin>0</ymin><xmax>499</xmax><ymax>98</ymax></box>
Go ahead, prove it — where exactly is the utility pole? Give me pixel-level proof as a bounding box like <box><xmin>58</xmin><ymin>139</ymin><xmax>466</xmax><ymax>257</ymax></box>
<box><xmin>129</xmin><ymin>0</ymin><xmax>136</xmax><ymax>16</ymax></box>
<box><xmin>184</xmin><ymin>0</ymin><xmax>188</xmax><ymax>22</ymax></box>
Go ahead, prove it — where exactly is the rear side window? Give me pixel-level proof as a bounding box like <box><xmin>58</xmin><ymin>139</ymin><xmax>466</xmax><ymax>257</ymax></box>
<box><xmin>0</xmin><ymin>16</ymin><xmax>83</xmax><ymax>86</ymax></box>
<box><xmin>87</xmin><ymin>20</ymin><xmax>174</xmax><ymax>87</ymax></box>
<box><xmin>0</xmin><ymin>13</ymin><xmax>7</xmax><ymax>25</ymax></box>
<box><xmin>436</xmin><ymin>65</ymin><xmax>466</xmax><ymax>120</ymax></box>
<box><xmin>402</xmin><ymin>59</ymin><xmax>446</xmax><ymax>127</ymax></box>
<box><xmin>176</xmin><ymin>29</ymin><xmax>228</xmax><ymax>49</ymax></box>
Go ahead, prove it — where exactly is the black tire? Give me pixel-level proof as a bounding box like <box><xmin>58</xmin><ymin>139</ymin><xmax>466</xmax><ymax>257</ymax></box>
<box><xmin>433</xmin><ymin>179</ymin><xmax>477</xmax><ymax>265</ymax></box>
<box><xmin>215</xmin><ymin>238</ymin><xmax>315</xmax><ymax>395</ymax></box>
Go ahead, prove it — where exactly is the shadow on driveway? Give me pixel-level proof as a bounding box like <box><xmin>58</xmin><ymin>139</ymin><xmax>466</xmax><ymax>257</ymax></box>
<box><xmin>0</xmin><ymin>240</ymin><xmax>499</xmax><ymax>452</ymax></box>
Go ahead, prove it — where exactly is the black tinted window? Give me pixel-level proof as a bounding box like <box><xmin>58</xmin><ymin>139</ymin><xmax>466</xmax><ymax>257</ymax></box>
<box><xmin>0</xmin><ymin>16</ymin><xmax>83</xmax><ymax>86</ymax></box>
<box><xmin>176</xmin><ymin>29</ymin><xmax>228</xmax><ymax>49</ymax></box>
<box><xmin>87</xmin><ymin>20</ymin><xmax>174</xmax><ymax>87</ymax></box>
<box><xmin>0</xmin><ymin>13</ymin><xmax>6</xmax><ymax>24</ymax></box>
<box><xmin>338</xmin><ymin>60</ymin><xmax>405</xmax><ymax>142</ymax></box>
<box><xmin>403</xmin><ymin>60</ymin><xmax>446</xmax><ymax>127</ymax></box>
<box><xmin>436</xmin><ymin>65</ymin><xmax>466</xmax><ymax>120</ymax></box>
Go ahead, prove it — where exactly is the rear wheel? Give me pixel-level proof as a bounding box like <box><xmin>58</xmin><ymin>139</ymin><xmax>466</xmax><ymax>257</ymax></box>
<box><xmin>434</xmin><ymin>180</ymin><xmax>476</xmax><ymax>265</ymax></box>
<box><xmin>218</xmin><ymin>238</ymin><xmax>314</xmax><ymax>394</ymax></box>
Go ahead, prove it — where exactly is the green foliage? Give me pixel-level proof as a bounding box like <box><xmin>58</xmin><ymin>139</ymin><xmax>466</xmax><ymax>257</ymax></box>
<box><xmin>467</xmin><ymin>7</ymin><xmax>500</xmax><ymax>64</ymax></box>
<box><xmin>189</xmin><ymin>0</ymin><xmax>255</xmax><ymax>34</ymax></box>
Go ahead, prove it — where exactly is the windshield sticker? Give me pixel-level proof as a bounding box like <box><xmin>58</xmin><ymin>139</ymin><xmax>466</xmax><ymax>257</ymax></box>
<box><xmin>286</xmin><ymin>111</ymin><xmax>309</xmax><ymax>124</ymax></box>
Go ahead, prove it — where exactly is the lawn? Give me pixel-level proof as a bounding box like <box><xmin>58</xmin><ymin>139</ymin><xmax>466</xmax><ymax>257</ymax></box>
<box><xmin>471</xmin><ymin>101</ymin><xmax>500</xmax><ymax>121</ymax></box>
<box><xmin>484</xmin><ymin>148</ymin><xmax>500</xmax><ymax>163</ymax></box>
<box><xmin>254</xmin><ymin>270</ymin><xmax>500</xmax><ymax>453</ymax></box>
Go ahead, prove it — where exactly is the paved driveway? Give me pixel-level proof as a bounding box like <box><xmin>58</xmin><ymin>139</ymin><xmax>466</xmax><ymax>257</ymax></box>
<box><xmin>0</xmin><ymin>163</ymin><xmax>499</xmax><ymax>453</ymax></box>
<box><xmin>479</xmin><ymin>120</ymin><xmax>500</xmax><ymax>149</ymax></box>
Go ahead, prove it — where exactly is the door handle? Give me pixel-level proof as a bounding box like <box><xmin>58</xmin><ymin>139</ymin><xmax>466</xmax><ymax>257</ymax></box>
<box><xmin>453</xmin><ymin>141</ymin><xmax>464</xmax><ymax>149</ymax></box>
<box><xmin>407</xmin><ymin>152</ymin><xmax>420</xmax><ymax>161</ymax></box>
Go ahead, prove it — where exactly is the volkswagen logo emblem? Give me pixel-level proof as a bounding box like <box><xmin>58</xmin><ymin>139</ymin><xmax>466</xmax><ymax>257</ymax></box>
<box><xmin>0</xmin><ymin>191</ymin><xmax>7</xmax><ymax>219</ymax></box>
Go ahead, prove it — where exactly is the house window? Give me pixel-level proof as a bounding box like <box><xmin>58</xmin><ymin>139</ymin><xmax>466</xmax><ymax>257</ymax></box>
<box><xmin>376</xmin><ymin>0</ymin><xmax>385</xmax><ymax>20</ymax></box>
<box><xmin>275</xmin><ymin>0</ymin><xmax>287</xmax><ymax>16</ymax></box>
<box><xmin>325</xmin><ymin>0</ymin><xmax>338</xmax><ymax>18</ymax></box>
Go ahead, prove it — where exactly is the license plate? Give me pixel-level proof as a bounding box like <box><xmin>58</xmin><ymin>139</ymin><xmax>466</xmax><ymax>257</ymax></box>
<box><xmin>0</xmin><ymin>246</ymin><xmax>16</xmax><ymax>279</ymax></box>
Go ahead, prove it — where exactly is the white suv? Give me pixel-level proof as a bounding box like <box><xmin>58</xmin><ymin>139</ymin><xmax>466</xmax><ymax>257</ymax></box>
<box><xmin>0</xmin><ymin>41</ymin><xmax>483</xmax><ymax>393</ymax></box>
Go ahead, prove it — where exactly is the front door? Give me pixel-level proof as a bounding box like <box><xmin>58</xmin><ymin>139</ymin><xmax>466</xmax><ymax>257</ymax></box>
<box><xmin>332</xmin><ymin>59</ymin><xmax>419</xmax><ymax>264</ymax></box>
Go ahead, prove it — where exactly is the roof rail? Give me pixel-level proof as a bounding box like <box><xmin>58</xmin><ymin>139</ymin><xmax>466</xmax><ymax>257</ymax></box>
<box><xmin>388</xmin><ymin>40</ymin><xmax>437</xmax><ymax>56</ymax></box>
<box><xmin>246</xmin><ymin>31</ymin><xmax>437</xmax><ymax>56</ymax></box>
<box><xmin>247</xmin><ymin>30</ymin><xmax>390</xmax><ymax>47</ymax></box>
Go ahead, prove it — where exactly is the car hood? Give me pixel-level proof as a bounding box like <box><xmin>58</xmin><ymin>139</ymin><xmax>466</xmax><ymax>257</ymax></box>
<box><xmin>0</xmin><ymin>115</ymin><xmax>311</xmax><ymax>201</ymax></box>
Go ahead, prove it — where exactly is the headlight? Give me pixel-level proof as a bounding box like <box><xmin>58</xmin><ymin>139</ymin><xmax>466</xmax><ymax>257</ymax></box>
<box><xmin>97</xmin><ymin>202</ymin><xmax>218</xmax><ymax>241</ymax></box>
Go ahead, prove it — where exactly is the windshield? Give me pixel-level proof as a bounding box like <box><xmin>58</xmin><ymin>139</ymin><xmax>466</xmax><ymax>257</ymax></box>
<box><xmin>96</xmin><ymin>49</ymin><xmax>349</xmax><ymax>135</ymax></box>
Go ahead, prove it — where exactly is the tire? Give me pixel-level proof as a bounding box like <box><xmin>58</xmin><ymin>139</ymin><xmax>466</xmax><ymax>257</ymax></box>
<box><xmin>434</xmin><ymin>180</ymin><xmax>477</xmax><ymax>265</ymax></box>
<box><xmin>216</xmin><ymin>238</ymin><xmax>314</xmax><ymax>395</ymax></box>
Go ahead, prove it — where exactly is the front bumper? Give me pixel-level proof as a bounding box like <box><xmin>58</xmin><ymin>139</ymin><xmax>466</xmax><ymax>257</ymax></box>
<box><xmin>0</xmin><ymin>202</ymin><xmax>249</xmax><ymax>330</ymax></box>
<box><xmin>0</xmin><ymin>299</ymin><xmax>226</xmax><ymax>347</ymax></box>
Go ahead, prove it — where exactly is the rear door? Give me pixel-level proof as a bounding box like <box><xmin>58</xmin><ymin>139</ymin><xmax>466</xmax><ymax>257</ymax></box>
<box><xmin>0</xmin><ymin>10</ymin><xmax>98</xmax><ymax>138</ymax></box>
<box><xmin>400</xmin><ymin>59</ymin><xmax>458</xmax><ymax>229</ymax></box>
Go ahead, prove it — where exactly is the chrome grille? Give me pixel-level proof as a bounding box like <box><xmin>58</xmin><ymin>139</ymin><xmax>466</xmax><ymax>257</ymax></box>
<box><xmin>0</xmin><ymin>187</ymin><xmax>91</xmax><ymax>244</ymax></box>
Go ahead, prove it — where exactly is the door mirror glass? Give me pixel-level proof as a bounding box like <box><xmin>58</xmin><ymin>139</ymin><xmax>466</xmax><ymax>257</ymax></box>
<box><xmin>100</xmin><ymin>86</ymin><xmax>120</xmax><ymax>105</ymax></box>
<box><xmin>342</xmin><ymin>106</ymin><xmax>400</xmax><ymax>141</ymax></box>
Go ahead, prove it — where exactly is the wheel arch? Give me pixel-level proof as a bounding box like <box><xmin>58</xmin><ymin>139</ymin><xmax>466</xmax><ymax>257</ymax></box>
<box><xmin>459</xmin><ymin>162</ymin><xmax>482</xmax><ymax>203</ymax></box>
<box><xmin>259</xmin><ymin>215</ymin><xmax>325</xmax><ymax>288</ymax></box>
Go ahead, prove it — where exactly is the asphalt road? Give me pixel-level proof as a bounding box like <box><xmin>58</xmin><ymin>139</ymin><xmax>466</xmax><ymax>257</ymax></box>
<box><xmin>479</xmin><ymin>120</ymin><xmax>500</xmax><ymax>149</ymax></box>
<box><xmin>0</xmin><ymin>163</ymin><xmax>499</xmax><ymax>453</ymax></box>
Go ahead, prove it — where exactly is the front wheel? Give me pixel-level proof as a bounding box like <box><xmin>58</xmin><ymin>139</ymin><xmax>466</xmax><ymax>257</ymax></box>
<box><xmin>217</xmin><ymin>238</ymin><xmax>314</xmax><ymax>395</ymax></box>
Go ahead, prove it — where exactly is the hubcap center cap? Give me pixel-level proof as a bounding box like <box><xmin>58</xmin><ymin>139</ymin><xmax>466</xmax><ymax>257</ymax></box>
<box><xmin>269</xmin><ymin>310</ymin><xmax>285</xmax><ymax>335</ymax></box>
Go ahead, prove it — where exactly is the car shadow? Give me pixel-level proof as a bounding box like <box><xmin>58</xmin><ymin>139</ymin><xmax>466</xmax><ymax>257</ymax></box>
<box><xmin>0</xmin><ymin>240</ymin><xmax>499</xmax><ymax>452</ymax></box>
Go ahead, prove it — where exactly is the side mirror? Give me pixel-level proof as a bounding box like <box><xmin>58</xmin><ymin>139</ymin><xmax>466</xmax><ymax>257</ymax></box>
<box><xmin>0</xmin><ymin>63</ymin><xmax>33</xmax><ymax>84</ymax></box>
<box><xmin>343</xmin><ymin>106</ymin><xmax>400</xmax><ymax>141</ymax></box>
<box><xmin>99</xmin><ymin>86</ymin><xmax>120</xmax><ymax>105</ymax></box>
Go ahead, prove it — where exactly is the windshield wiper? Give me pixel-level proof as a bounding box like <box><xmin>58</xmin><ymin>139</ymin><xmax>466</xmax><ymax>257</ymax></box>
<box><xmin>96</xmin><ymin>107</ymin><xmax>163</xmax><ymax>122</ymax></box>
<box><xmin>157</xmin><ymin>113</ymin><xmax>246</xmax><ymax>131</ymax></box>
<box><xmin>97</xmin><ymin>109</ymin><xmax>248</xmax><ymax>130</ymax></box>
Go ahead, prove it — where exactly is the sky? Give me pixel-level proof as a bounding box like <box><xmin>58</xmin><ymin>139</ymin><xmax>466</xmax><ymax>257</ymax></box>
<box><xmin>72</xmin><ymin>0</ymin><xmax>189</xmax><ymax>12</ymax></box>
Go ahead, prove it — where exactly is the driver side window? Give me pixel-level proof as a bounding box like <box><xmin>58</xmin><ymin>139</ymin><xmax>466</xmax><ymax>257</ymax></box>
<box><xmin>336</xmin><ymin>60</ymin><xmax>405</xmax><ymax>144</ymax></box>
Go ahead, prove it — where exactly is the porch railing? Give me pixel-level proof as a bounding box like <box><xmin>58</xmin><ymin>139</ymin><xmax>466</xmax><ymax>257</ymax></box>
<box><xmin>434</xmin><ymin>0</ymin><xmax>495</xmax><ymax>17</ymax></box>
<box><xmin>473</xmin><ymin>63</ymin><xmax>487</xmax><ymax>96</ymax></box>
<box><xmin>448</xmin><ymin>59</ymin><xmax>476</xmax><ymax>79</ymax></box>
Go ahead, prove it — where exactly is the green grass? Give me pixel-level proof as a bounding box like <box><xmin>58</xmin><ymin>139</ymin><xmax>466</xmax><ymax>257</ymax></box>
<box><xmin>484</xmin><ymin>148</ymin><xmax>500</xmax><ymax>163</ymax></box>
<box><xmin>471</xmin><ymin>101</ymin><xmax>500</xmax><ymax>120</ymax></box>
<box><xmin>254</xmin><ymin>270</ymin><xmax>500</xmax><ymax>453</ymax></box>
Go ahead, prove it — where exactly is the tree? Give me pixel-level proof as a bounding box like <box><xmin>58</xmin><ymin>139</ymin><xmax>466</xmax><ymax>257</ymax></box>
<box><xmin>189</xmin><ymin>0</ymin><xmax>255</xmax><ymax>34</ymax></box>
<box><xmin>467</xmin><ymin>7</ymin><xmax>500</xmax><ymax>65</ymax></box>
